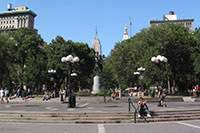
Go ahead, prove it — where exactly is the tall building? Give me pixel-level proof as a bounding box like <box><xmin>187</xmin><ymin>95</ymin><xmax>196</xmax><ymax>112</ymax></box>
<box><xmin>91</xmin><ymin>30</ymin><xmax>102</xmax><ymax>56</ymax></box>
<box><xmin>0</xmin><ymin>3</ymin><xmax>37</xmax><ymax>34</ymax></box>
<box><xmin>150</xmin><ymin>11</ymin><xmax>194</xmax><ymax>33</ymax></box>
<box><xmin>123</xmin><ymin>24</ymin><xmax>129</xmax><ymax>41</ymax></box>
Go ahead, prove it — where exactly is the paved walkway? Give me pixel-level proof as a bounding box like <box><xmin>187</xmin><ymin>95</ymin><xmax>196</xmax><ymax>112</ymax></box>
<box><xmin>0</xmin><ymin>120</ymin><xmax>200</xmax><ymax>133</ymax></box>
<box><xmin>0</xmin><ymin>100</ymin><xmax>200</xmax><ymax>113</ymax></box>
<box><xmin>8</xmin><ymin>96</ymin><xmax>186</xmax><ymax>103</ymax></box>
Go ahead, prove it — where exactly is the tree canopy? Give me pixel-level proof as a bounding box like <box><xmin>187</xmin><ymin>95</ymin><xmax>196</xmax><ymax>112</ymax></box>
<box><xmin>104</xmin><ymin>23</ymin><xmax>199</xmax><ymax>93</ymax></box>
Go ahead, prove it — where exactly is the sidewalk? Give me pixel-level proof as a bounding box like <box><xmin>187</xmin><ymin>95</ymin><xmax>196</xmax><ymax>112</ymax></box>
<box><xmin>8</xmin><ymin>96</ymin><xmax>186</xmax><ymax>104</ymax></box>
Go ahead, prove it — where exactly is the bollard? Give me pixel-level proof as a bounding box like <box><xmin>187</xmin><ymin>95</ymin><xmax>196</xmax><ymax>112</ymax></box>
<box><xmin>128</xmin><ymin>98</ymin><xmax>131</xmax><ymax>112</ymax></box>
<box><xmin>134</xmin><ymin>110</ymin><xmax>137</xmax><ymax>123</ymax></box>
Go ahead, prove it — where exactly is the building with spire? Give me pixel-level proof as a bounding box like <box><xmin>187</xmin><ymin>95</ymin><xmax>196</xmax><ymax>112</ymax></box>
<box><xmin>91</xmin><ymin>30</ymin><xmax>102</xmax><ymax>56</ymax></box>
<box><xmin>123</xmin><ymin>24</ymin><xmax>129</xmax><ymax>41</ymax></box>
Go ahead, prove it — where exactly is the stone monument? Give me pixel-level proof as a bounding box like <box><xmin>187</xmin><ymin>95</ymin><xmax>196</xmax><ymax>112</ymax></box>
<box><xmin>91</xmin><ymin>29</ymin><xmax>104</xmax><ymax>94</ymax></box>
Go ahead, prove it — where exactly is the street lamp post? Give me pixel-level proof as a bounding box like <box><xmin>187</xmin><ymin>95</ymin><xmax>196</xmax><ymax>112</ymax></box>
<box><xmin>48</xmin><ymin>69</ymin><xmax>56</xmax><ymax>92</ymax></box>
<box><xmin>71</xmin><ymin>73</ymin><xmax>77</xmax><ymax>92</ymax></box>
<box><xmin>134</xmin><ymin>71</ymin><xmax>140</xmax><ymax>92</ymax></box>
<box><xmin>61</xmin><ymin>55</ymin><xmax>79</xmax><ymax>108</ymax></box>
<box><xmin>137</xmin><ymin>67</ymin><xmax>145</xmax><ymax>92</ymax></box>
<box><xmin>151</xmin><ymin>55</ymin><xmax>168</xmax><ymax>86</ymax></box>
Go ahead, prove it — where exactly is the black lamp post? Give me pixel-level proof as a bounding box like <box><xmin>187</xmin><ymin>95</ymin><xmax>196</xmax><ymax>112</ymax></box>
<box><xmin>134</xmin><ymin>71</ymin><xmax>140</xmax><ymax>92</ymax></box>
<box><xmin>137</xmin><ymin>67</ymin><xmax>145</xmax><ymax>92</ymax></box>
<box><xmin>48</xmin><ymin>69</ymin><xmax>56</xmax><ymax>92</ymax></box>
<box><xmin>61</xmin><ymin>55</ymin><xmax>79</xmax><ymax>108</ymax></box>
<box><xmin>151</xmin><ymin>55</ymin><xmax>168</xmax><ymax>86</ymax></box>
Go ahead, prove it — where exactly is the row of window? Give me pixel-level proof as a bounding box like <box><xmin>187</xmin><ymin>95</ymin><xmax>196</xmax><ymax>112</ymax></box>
<box><xmin>0</xmin><ymin>20</ymin><xmax>15</xmax><ymax>25</ymax></box>
<box><xmin>178</xmin><ymin>22</ymin><xmax>192</xmax><ymax>26</ymax></box>
<box><xmin>186</xmin><ymin>22</ymin><xmax>192</xmax><ymax>26</ymax></box>
<box><xmin>0</xmin><ymin>15</ymin><xmax>27</xmax><ymax>20</ymax></box>
<box><xmin>151</xmin><ymin>21</ymin><xmax>193</xmax><ymax>27</ymax></box>
<box><xmin>0</xmin><ymin>25</ymin><xmax>15</xmax><ymax>29</ymax></box>
<box><xmin>0</xmin><ymin>16</ymin><xmax>15</xmax><ymax>20</ymax></box>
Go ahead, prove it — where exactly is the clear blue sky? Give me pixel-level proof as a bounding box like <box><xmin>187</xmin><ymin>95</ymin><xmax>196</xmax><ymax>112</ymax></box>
<box><xmin>1</xmin><ymin>0</ymin><xmax>200</xmax><ymax>56</ymax></box>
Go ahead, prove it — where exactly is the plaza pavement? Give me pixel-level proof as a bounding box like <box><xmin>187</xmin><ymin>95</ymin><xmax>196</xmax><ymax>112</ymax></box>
<box><xmin>0</xmin><ymin>120</ymin><xmax>200</xmax><ymax>133</ymax></box>
<box><xmin>0</xmin><ymin>96</ymin><xmax>200</xmax><ymax>113</ymax></box>
<box><xmin>0</xmin><ymin>97</ymin><xmax>200</xmax><ymax>133</ymax></box>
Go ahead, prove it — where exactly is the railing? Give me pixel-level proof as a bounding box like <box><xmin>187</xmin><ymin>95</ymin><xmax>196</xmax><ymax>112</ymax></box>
<box><xmin>128</xmin><ymin>97</ymin><xmax>148</xmax><ymax>123</ymax></box>
<box><xmin>128</xmin><ymin>97</ymin><xmax>137</xmax><ymax>123</ymax></box>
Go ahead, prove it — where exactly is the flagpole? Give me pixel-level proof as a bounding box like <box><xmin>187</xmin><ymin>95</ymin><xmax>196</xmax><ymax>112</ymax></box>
<box><xmin>130</xmin><ymin>13</ymin><xmax>132</xmax><ymax>38</ymax></box>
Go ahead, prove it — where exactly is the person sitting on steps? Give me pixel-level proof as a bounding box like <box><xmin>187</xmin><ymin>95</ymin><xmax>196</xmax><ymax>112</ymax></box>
<box><xmin>137</xmin><ymin>97</ymin><xmax>151</xmax><ymax>118</ymax></box>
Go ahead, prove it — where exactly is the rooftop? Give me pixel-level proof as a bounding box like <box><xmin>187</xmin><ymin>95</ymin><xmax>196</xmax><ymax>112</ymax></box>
<box><xmin>150</xmin><ymin>19</ymin><xmax>194</xmax><ymax>23</ymax></box>
<box><xmin>0</xmin><ymin>9</ymin><xmax>37</xmax><ymax>17</ymax></box>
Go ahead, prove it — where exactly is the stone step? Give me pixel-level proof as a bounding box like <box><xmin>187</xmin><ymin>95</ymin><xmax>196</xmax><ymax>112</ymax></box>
<box><xmin>0</xmin><ymin>110</ymin><xmax>199</xmax><ymax>124</ymax></box>
<box><xmin>0</xmin><ymin>113</ymin><xmax>133</xmax><ymax>118</ymax></box>
<box><xmin>0</xmin><ymin>116</ymin><xmax>133</xmax><ymax>121</ymax></box>
<box><xmin>153</xmin><ymin>111</ymin><xmax>200</xmax><ymax>116</ymax></box>
<box><xmin>147</xmin><ymin>116</ymin><xmax>200</xmax><ymax>122</ymax></box>
<box><xmin>0</xmin><ymin>118</ymin><xmax>131</xmax><ymax>124</ymax></box>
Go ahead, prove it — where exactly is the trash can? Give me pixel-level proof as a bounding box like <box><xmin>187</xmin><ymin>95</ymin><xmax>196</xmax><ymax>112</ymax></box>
<box><xmin>193</xmin><ymin>91</ymin><xmax>197</xmax><ymax>97</ymax></box>
<box><xmin>60</xmin><ymin>94</ymin><xmax>63</xmax><ymax>102</ymax></box>
<box><xmin>150</xmin><ymin>90</ymin><xmax>155</xmax><ymax>98</ymax></box>
<box><xmin>69</xmin><ymin>93</ymin><xmax>76</xmax><ymax>108</ymax></box>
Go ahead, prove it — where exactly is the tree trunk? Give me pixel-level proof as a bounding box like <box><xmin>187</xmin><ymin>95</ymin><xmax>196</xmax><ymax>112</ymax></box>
<box><xmin>172</xmin><ymin>79</ymin><xmax>176</xmax><ymax>95</ymax></box>
<box><xmin>168</xmin><ymin>76</ymin><xmax>171</xmax><ymax>94</ymax></box>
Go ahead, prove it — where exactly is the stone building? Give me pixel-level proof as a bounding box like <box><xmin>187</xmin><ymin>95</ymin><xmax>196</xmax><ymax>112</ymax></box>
<box><xmin>0</xmin><ymin>3</ymin><xmax>37</xmax><ymax>34</ymax></box>
<box><xmin>91</xmin><ymin>30</ymin><xmax>102</xmax><ymax>57</ymax></box>
<box><xmin>150</xmin><ymin>11</ymin><xmax>194</xmax><ymax>33</ymax></box>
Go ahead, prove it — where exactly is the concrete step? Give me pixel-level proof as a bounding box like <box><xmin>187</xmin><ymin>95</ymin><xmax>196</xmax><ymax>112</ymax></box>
<box><xmin>147</xmin><ymin>116</ymin><xmax>200</xmax><ymax>122</ymax></box>
<box><xmin>0</xmin><ymin>118</ymin><xmax>131</xmax><ymax>124</ymax></box>
<box><xmin>0</xmin><ymin>110</ymin><xmax>200</xmax><ymax>124</ymax></box>
<box><xmin>194</xmin><ymin>97</ymin><xmax>200</xmax><ymax>102</ymax></box>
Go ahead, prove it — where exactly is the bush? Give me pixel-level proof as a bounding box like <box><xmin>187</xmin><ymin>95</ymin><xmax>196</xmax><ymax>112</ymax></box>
<box><xmin>75</xmin><ymin>91</ymin><xmax>92</xmax><ymax>97</ymax></box>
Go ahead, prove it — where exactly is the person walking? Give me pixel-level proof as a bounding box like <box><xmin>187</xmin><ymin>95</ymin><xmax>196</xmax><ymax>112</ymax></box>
<box><xmin>196</xmin><ymin>85</ymin><xmax>199</xmax><ymax>96</ymax></box>
<box><xmin>0</xmin><ymin>88</ymin><xmax>4</xmax><ymax>104</ymax></box>
<box><xmin>158</xmin><ymin>86</ymin><xmax>163</xmax><ymax>107</ymax></box>
<box><xmin>4</xmin><ymin>88</ymin><xmax>9</xmax><ymax>103</ymax></box>
<box><xmin>158</xmin><ymin>86</ymin><xmax>167</xmax><ymax>107</ymax></box>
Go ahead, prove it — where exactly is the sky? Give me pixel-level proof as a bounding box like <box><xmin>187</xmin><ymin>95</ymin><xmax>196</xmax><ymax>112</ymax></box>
<box><xmin>1</xmin><ymin>0</ymin><xmax>200</xmax><ymax>56</ymax></box>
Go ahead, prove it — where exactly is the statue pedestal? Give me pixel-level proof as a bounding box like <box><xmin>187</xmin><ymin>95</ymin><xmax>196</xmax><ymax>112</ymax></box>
<box><xmin>92</xmin><ymin>76</ymin><xmax>104</xmax><ymax>94</ymax></box>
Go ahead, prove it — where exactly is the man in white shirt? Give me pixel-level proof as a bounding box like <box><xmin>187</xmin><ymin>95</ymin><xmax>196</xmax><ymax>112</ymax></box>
<box><xmin>0</xmin><ymin>88</ymin><xmax>4</xmax><ymax>104</ymax></box>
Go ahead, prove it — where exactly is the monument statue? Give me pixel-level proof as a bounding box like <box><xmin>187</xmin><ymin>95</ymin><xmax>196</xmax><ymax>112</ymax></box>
<box><xmin>91</xmin><ymin>29</ymin><xmax>104</xmax><ymax>94</ymax></box>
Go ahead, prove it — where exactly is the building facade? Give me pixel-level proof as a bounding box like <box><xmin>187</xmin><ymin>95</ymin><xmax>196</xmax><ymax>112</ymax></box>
<box><xmin>123</xmin><ymin>24</ymin><xmax>129</xmax><ymax>41</ymax></box>
<box><xmin>91</xmin><ymin>30</ymin><xmax>102</xmax><ymax>56</ymax></box>
<box><xmin>0</xmin><ymin>4</ymin><xmax>37</xmax><ymax>34</ymax></box>
<box><xmin>150</xmin><ymin>11</ymin><xmax>194</xmax><ymax>33</ymax></box>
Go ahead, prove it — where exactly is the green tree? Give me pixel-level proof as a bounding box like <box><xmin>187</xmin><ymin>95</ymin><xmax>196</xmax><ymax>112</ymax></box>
<box><xmin>45</xmin><ymin>36</ymin><xmax>95</xmax><ymax>92</ymax></box>
<box><xmin>0</xmin><ymin>35</ymin><xmax>14</xmax><ymax>88</ymax></box>
<box><xmin>106</xmin><ymin>23</ymin><xmax>197</xmax><ymax>92</ymax></box>
<box><xmin>8</xmin><ymin>28</ymin><xmax>44</xmax><ymax>90</ymax></box>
